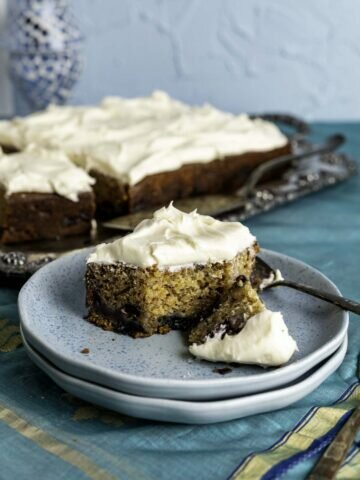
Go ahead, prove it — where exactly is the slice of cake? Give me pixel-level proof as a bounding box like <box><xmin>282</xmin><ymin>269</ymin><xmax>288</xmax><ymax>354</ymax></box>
<box><xmin>0</xmin><ymin>146</ymin><xmax>95</xmax><ymax>243</ymax></box>
<box><xmin>85</xmin><ymin>204</ymin><xmax>259</xmax><ymax>337</ymax></box>
<box><xmin>188</xmin><ymin>278</ymin><xmax>297</xmax><ymax>367</ymax></box>
<box><xmin>0</xmin><ymin>92</ymin><xmax>291</xmax><ymax>218</ymax></box>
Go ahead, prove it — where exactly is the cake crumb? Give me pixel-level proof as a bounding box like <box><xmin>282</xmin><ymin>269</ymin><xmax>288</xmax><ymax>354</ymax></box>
<box><xmin>213</xmin><ymin>367</ymin><xmax>233</xmax><ymax>375</ymax></box>
<box><xmin>81</xmin><ymin>348</ymin><xmax>90</xmax><ymax>354</ymax></box>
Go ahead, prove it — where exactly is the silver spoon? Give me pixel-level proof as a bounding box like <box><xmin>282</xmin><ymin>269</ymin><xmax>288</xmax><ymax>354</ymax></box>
<box><xmin>254</xmin><ymin>256</ymin><xmax>360</xmax><ymax>315</ymax></box>
<box><xmin>237</xmin><ymin>133</ymin><xmax>345</xmax><ymax>199</ymax></box>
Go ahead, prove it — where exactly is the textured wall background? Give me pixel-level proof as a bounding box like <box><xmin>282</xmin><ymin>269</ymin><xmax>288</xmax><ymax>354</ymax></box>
<box><xmin>4</xmin><ymin>0</ymin><xmax>360</xmax><ymax>119</ymax></box>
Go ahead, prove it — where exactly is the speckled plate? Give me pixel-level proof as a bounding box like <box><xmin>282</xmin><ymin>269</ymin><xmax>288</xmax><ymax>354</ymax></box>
<box><xmin>18</xmin><ymin>249</ymin><xmax>348</xmax><ymax>400</ymax></box>
<box><xmin>22</xmin><ymin>331</ymin><xmax>347</xmax><ymax>424</ymax></box>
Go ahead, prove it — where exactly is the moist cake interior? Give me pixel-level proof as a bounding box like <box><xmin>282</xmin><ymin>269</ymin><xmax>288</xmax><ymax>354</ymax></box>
<box><xmin>86</xmin><ymin>247</ymin><xmax>258</xmax><ymax>338</ymax></box>
<box><xmin>188</xmin><ymin>277</ymin><xmax>264</xmax><ymax>346</ymax></box>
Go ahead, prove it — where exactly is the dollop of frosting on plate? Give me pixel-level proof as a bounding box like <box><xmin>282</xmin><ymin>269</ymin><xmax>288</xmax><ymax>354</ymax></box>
<box><xmin>0</xmin><ymin>146</ymin><xmax>95</xmax><ymax>201</ymax></box>
<box><xmin>189</xmin><ymin>309</ymin><xmax>298</xmax><ymax>367</ymax></box>
<box><xmin>87</xmin><ymin>204</ymin><xmax>256</xmax><ymax>268</ymax></box>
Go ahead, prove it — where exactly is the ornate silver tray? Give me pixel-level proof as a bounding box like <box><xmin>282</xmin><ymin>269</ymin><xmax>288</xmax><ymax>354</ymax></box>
<box><xmin>0</xmin><ymin>115</ymin><xmax>356</xmax><ymax>286</ymax></box>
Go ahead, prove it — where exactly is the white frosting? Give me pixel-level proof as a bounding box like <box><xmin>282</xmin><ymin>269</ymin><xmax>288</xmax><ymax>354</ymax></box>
<box><xmin>0</xmin><ymin>146</ymin><xmax>95</xmax><ymax>201</ymax></box>
<box><xmin>189</xmin><ymin>309</ymin><xmax>298</xmax><ymax>367</ymax></box>
<box><xmin>87</xmin><ymin>204</ymin><xmax>256</xmax><ymax>268</ymax></box>
<box><xmin>0</xmin><ymin>92</ymin><xmax>190</xmax><ymax>151</ymax></box>
<box><xmin>0</xmin><ymin>91</ymin><xmax>288</xmax><ymax>185</ymax></box>
<box><xmin>80</xmin><ymin>108</ymin><xmax>287</xmax><ymax>186</ymax></box>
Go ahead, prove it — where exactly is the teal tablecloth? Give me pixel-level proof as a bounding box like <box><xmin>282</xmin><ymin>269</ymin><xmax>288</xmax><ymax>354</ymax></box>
<box><xmin>0</xmin><ymin>123</ymin><xmax>359</xmax><ymax>480</ymax></box>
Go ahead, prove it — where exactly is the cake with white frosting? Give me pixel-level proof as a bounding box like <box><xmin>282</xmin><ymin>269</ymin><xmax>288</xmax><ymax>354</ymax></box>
<box><xmin>188</xmin><ymin>277</ymin><xmax>297</xmax><ymax>366</ymax></box>
<box><xmin>85</xmin><ymin>204</ymin><xmax>259</xmax><ymax>337</ymax></box>
<box><xmin>0</xmin><ymin>146</ymin><xmax>95</xmax><ymax>243</ymax></box>
<box><xmin>0</xmin><ymin>91</ymin><xmax>290</xmax><ymax>218</ymax></box>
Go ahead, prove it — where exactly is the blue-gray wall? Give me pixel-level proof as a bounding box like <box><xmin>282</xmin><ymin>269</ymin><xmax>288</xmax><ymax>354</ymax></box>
<box><xmin>14</xmin><ymin>0</ymin><xmax>360</xmax><ymax>119</ymax></box>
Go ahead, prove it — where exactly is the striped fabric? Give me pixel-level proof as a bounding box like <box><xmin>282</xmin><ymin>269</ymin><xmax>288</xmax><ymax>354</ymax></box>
<box><xmin>337</xmin><ymin>444</ymin><xmax>360</xmax><ymax>479</ymax></box>
<box><xmin>229</xmin><ymin>382</ymin><xmax>360</xmax><ymax>479</ymax></box>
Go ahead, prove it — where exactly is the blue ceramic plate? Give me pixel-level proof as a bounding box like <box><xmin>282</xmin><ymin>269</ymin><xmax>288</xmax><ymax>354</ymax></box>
<box><xmin>22</xmin><ymin>330</ymin><xmax>347</xmax><ymax>424</ymax></box>
<box><xmin>19</xmin><ymin>249</ymin><xmax>348</xmax><ymax>400</ymax></box>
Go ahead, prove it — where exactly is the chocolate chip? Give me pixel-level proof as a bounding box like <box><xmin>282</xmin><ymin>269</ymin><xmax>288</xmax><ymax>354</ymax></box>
<box><xmin>225</xmin><ymin>314</ymin><xmax>245</xmax><ymax>335</ymax></box>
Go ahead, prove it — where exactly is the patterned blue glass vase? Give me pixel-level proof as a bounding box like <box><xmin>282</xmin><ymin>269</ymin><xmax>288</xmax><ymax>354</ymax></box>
<box><xmin>6</xmin><ymin>0</ymin><xmax>83</xmax><ymax>110</ymax></box>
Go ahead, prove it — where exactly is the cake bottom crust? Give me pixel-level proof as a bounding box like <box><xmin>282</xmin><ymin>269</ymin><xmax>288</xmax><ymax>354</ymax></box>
<box><xmin>86</xmin><ymin>308</ymin><xmax>199</xmax><ymax>338</ymax></box>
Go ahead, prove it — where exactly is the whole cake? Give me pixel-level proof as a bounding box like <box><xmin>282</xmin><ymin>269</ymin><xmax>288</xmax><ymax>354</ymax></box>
<box><xmin>0</xmin><ymin>91</ymin><xmax>291</xmax><ymax>217</ymax></box>
<box><xmin>0</xmin><ymin>146</ymin><xmax>95</xmax><ymax>243</ymax></box>
<box><xmin>86</xmin><ymin>204</ymin><xmax>259</xmax><ymax>337</ymax></box>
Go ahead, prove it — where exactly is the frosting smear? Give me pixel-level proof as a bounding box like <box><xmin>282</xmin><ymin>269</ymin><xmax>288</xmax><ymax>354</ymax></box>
<box><xmin>0</xmin><ymin>146</ymin><xmax>95</xmax><ymax>201</ymax></box>
<box><xmin>87</xmin><ymin>204</ymin><xmax>256</xmax><ymax>267</ymax></box>
<box><xmin>0</xmin><ymin>91</ymin><xmax>288</xmax><ymax>186</ymax></box>
<box><xmin>189</xmin><ymin>309</ymin><xmax>297</xmax><ymax>367</ymax></box>
<box><xmin>189</xmin><ymin>309</ymin><xmax>298</xmax><ymax>367</ymax></box>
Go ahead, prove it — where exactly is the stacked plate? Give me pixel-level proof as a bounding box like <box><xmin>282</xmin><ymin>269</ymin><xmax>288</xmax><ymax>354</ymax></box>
<box><xmin>19</xmin><ymin>249</ymin><xmax>348</xmax><ymax>424</ymax></box>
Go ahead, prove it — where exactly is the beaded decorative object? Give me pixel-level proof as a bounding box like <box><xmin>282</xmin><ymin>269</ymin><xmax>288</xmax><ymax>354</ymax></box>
<box><xmin>6</xmin><ymin>0</ymin><xmax>83</xmax><ymax>108</ymax></box>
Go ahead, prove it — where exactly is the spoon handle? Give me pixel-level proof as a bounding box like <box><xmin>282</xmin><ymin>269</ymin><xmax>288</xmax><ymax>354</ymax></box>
<box><xmin>307</xmin><ymin>407</ymin><xmax>360</xmax><ymax>480</ymax></box>
<box><xmin>237</xmin><ymin>134</ymin><xmax>345</xmax><ymax>197</ymax></box>
<box><xmin>269</xmin><ymin>280</ymin><xmax>360</xmax><ymax>315</ymax></box>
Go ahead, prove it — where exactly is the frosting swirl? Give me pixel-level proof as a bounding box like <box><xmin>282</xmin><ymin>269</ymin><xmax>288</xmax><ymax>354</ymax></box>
<box><xmin>0</xmin><ymin>146</ymin><xmax>95</xmax><ymax>201</ymax></box>
<box><xmin>88</xmin><ymin>204</ymin><xmax>256</xmax><ymax>267</ymax></box>
<box><xmin>0</xmin><ymin>91</ymin><xmax>288</xmax><ymax>186</ymax></box>
<box><xmin>189</xmin><ymin>309</ymin><xmax>298</xmax><ymax>366</ymax></box>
